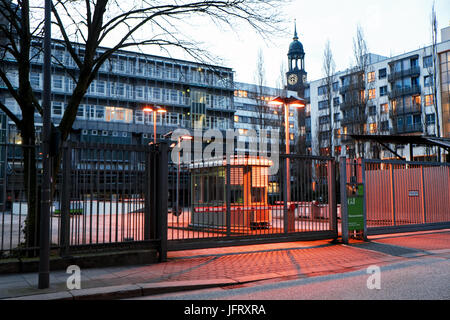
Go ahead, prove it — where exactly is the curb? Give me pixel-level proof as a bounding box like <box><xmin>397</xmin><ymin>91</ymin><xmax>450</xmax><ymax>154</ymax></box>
<box><xmin>4</xmin><ymin>278</ymin><xmax>240</xmax><ymax>300</ymax></box>
<box><xmin>3</xmin><ymin>272</ymin><xmax>300</xmax><ymax>300</ymax></box>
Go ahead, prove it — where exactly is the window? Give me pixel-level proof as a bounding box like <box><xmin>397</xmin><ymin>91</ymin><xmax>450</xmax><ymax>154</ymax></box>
<box><xmin>333</xmin><ymin>97</ymin><xmax>340</xmax><ymax>107</ymax></box>
<box><xmin>113</xmin><ymin>83</ymin><xmax>125</xmax><ymax>97</ymax></box>
<box><xmin>424</xmin><ymin>75</ymin><xmax>433</xmax><ymax>87</ymax></box>
<box><xmin>30</xmin><ymin>73</ymin><xmax>41</xmax><ymax>88</ymax></box>
<box><xmin>368</xmin><ymin>88</ymin><xmax>376</xmax><ymax>100</ymax></box>
<box><xmin>334</xmin><ymin>128</ymin><xmax>341</xmax><ymax>138</ymax></box>
<box><xmin>135</xmin><ymin>86</ymin><xmax>144</xmax><ymax>100</ymax></box>
<box><xmin>334</xmin><ymin>112</ymin><xmax>341</xmax><ymax>121</ymax></box>
<box><xmin>380</xmin><ymin>86</ymin><xmax>388</xmax><ymax>97</ymax></box>
<box><xmin>52</xmin><ymin>102</ymin><xmax>63</xmax><ymax>116</ymax></box>
<box><xmin>96</xmin><ymin>80</ymin><xmax>106</xmax><ymax>95</ymax></box>
<box><xmin>115</xmin><ymin>59</ymin><xmax>125</xmax><ymax>72</ymax></box>
<box><xmin>426</xmin><ymin>113</ymin><xmax>436</xmax><ymax>124</ymax></box>
<box><xmin>153</xmin><ymin>87</ymin><xmax>161</xmax><ymax>101</ymax></box>
<box><xmin>234</xmin><ymin>90</ymin><xmax>248</xmax><ymax>97</ymax></box>
<box><xmin>52</xmin><ymin>75</ymin><xmax>63</xmax><ymax>91</ymax></box>
<box><xmin>367</xmin><ymin>72</ymin><xmax>375</xmax><ymax>83</ymax></box>
<box><xmin>381</xmin><ymin>121</ymin><xmax>389</xmax><ymax>132</ymax></box>
<box><xmin>318</xmin><ymin>100</ymin><xmax>329</xmax><ymax>110</ymax></box>
<box><xmin>381</xmin><ymin>103</ymin><xmax>389</xmax><ymax>114</ymax></box>
<box><xmin>369</xmin><ymin>123</ymin><xmax>377</xmax><ymax>134</ymax></box>
<box><xmin>369</xmin><ymin>105</ymin><xmax>376</xmax><ymax>116</ymax></box>
<box><xmin>332</xmin><ymin>82</ymin><xmax>339</xmax><ymax>92</ymax></box>
<box><xmin>105</xmin><ymin>106</ymin><xmax>133</xmax><ymax>123</ymax></box>
<box><xmin>65</xmin><ymin>77</ymin><xmax>75</xmax><ymax>92</ymax></box>
<box><xmin>378</xmin><ymin>68</ymin><xmax>387</xmax><ymax>79</ymax></box>
<box><xmin>318</xmin><ymin>85</ymin><xmax>327</xmax><ymax>96</ymax></box>
<box><xmin>135</xmin><ymin>110</ymin><xmax>143</xmax><ymax>123</ymax></box>
<box><xmin>411</xmin><ymin>58</ymin><xmax>419</xmax><ymax>68</ymax></box>
<box><xmin>77</xmin><ymin>104</ymin><xmax>85</xmax><ymax>118</ymax></box>
<box><xmin>234</xmin><ymin>115</ymin><xmax>239</xmax><ymax>123</ymax></box>
<box><xmin>319</xmin><ymin>116</ymin><xmax>330</xmax><ymax>125</ymax></box>
<box><xmin>424</xmin><ymin>94</ymin><xmax>434</xmax><ymax>106</ymax></box>
<box><xmin>423</xmin><ymin>55</ymin><xmax>433</xmax><ymax>68</ymax></box>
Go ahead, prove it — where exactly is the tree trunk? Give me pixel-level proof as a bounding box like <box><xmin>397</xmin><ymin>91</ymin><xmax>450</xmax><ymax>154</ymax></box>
<box><xmin>20</xmin><ymin>122</ymin><xmax>40</xmax><ymax>257</ymax></box>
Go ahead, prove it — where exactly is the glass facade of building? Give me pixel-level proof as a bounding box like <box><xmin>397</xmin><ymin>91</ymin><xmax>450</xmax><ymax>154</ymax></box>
<box><xmin>440</xmin><ymin>50</ymin><xmax>450</xmax><ymax>137</ymax></box>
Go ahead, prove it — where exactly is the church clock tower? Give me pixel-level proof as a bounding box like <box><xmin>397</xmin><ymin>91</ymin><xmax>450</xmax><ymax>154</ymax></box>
<box><xmin>286</xmin><ymin>21</ymin><xmax>307</xmax><ymax>95</ymax></box>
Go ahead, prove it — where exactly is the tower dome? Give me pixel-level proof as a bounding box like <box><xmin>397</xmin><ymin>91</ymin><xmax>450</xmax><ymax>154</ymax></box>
<box><xmin>288</xmin><ymin>21</ymin><xmax>304</xmax><ymax>58</ymax></box>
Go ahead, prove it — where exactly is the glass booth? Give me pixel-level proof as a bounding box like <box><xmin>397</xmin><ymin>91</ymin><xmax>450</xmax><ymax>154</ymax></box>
<box><xmin>189</xmin><ymin>156</ymin><xmax>272</xmax><ymax>230</ymax></box>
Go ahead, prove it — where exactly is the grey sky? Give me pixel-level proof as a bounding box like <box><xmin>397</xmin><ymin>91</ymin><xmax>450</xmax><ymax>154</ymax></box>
<box><xmin>199</xmin><ymin>0</ymin><xmax>450</xmax><ymax>87</ymax></box>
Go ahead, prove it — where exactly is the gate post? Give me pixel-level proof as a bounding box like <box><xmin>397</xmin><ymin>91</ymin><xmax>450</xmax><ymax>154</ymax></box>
<box><xmin>361</xmin><ymin>159</ymin><xmax>368</xmax><ymax>241</ymax></box>
<box><xmin>282</xmin><ymin>155</ymin><xmax>289</xmax><ymax>234</ymax></box>
<box><xmin>328</xmin><ymin>160</ymin><xmax>337</xmax><ymax>238</ymax></box>
<box><xmin>59</xmin><ymin>142</ymin><xmax>71</xmax><ymax>257</ymax></box>
<box><xmin>144</xmin><ymin>147</ymin><xmax>152</xmax><ymax>241</ymax></box>
<box><xmin>226</xmin><ymin>162</ymin><xmax>231</xmax><ymax>237</ymax></box>
<box><xmin>339</xmin><ymin>157</ymin><xmax>349</xmax><ymax>244</ymax></box>
<box><xmin>156</xmin><ymin>143</ymin><xmax>168</xmax><ymax>262</ymax></box>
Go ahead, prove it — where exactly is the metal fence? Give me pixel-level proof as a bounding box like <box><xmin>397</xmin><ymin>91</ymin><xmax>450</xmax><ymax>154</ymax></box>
<box><xmin>0</xmin><ymin>142</ymin><xmax>168</xmax><ymax>259</ymax></box>
<box><xmin>167</xmin><ymin>154</ymin><xmax>338</xmax><ymax>250</ymax></box>
<box><xmin>364</xmin><ymin>159</ymin><xmax>450</xmax><ymax>234</ymax></box>
<box><xmin>0</xmin><ymin>144</ymin><xmax>42</xmax><ymax>257</ymax></box>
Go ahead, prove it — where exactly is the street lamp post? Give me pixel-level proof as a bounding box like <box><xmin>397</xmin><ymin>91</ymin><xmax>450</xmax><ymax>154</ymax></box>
<box><xmin>143</xmin><ymin>106</ymin><xmax>166</xmax><ymax>144</ymax></box>
<box><xmin>269</xmin><ymin>96</ymin><xmax>306</xmax><ymax>203</ymax></box>
<box><xmin>38</xmin><ymin>0</ymin><xmax>52</xmax><ymax>289</ymax></box>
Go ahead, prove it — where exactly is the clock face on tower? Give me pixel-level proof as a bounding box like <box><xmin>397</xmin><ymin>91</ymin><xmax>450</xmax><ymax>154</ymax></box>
<box><xmin>288</xmin><ymin>74</ymin><xmax>298</xmax><ymax>85</ymax></box>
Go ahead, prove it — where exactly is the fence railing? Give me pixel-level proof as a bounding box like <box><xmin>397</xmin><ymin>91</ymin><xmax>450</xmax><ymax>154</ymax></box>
<box><xmin>0</xmin><ymin>142</ymin><xmax>168</xmax><ymax>260</ymax></box>
<box><xmin>364</xmin><ymin>159</ymin><xmax>450</xmax><ymax>232</ymax></box>
<box><xmin>167</xmin><ymin>154</ymin><xmax>338</xmax><ymax>250</ymax></box>
<box><xmin>340</xmin><ymin>156</ymin><xmax>450</xmax><ymax>241</ymax></box>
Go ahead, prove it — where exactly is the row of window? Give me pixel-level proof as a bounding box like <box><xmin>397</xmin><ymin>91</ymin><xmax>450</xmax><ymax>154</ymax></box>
<box><xmin>317</xmin><ymin>82</ymin><xmax>339</xmax><ymax>96</ymax></box>
<box><xmin>29</xmin><ymin>47</ymin><xmax>233</xmax><ymax>88</ymax></box>
<box><xmin>27</xmin><ymin>73</ymin><xmax>233</xmax><ymax>109</ymax></box>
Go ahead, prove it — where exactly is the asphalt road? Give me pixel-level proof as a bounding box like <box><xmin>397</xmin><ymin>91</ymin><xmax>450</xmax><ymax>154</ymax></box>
<box><xmin>132</xmin><ymin>254</ymin><xmax>450</xmax><ymax>300</ymax></box>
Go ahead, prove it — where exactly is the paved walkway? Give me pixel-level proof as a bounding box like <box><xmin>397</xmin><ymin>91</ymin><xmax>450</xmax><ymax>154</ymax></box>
<box><xmin>0</xmin><ymin>229</ymin><xmax>449</xmax><ymax>300</ymax></box>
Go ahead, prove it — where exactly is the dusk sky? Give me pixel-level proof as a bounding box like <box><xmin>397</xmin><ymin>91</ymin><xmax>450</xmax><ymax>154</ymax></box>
<box><xmin>185</xmin><ymin>0</ymin><xmax>450</xmax><ymax>87</ymax></box>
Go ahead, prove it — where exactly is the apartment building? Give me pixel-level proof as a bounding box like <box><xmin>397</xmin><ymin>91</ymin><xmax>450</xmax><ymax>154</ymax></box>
<box><xmin>307</xmin><ymin>29</ymin><xmax>450</xmax><ymax>161</ymax></box>
<box><xmin>1</xmin><ymin>38</ymin><xmax>235</xmax><ymax>146</ymax></box>
<box><xmin>233</xmin><ymin>82</ymin><xmax>299</xmax><ymax>155</ymax></box>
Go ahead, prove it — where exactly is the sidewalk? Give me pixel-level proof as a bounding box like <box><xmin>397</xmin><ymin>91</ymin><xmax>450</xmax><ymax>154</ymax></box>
<box><xmin>1</xmin><ymin>229</ymin><xmax>449</xmax><ymax>300</ymax></box>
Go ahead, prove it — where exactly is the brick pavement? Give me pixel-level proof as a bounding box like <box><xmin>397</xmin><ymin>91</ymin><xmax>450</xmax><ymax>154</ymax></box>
<box><xmin>0</xmin><ymin>229</ymin><xmax>448</xmax><ymax>299</ymax></box>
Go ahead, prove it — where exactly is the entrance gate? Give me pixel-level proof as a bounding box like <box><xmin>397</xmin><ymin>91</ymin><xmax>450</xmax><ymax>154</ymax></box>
<box><xmin>340</xmin><ymin>157</ymin><xmax>450</xmax><ymax>242</ymax></box>
<box><xmin>167</xmin><ymin>154</ymin><xmax>338</xmax><ymax>251</ymax></box>
<box><xmin>364</xmin><ymin>159</ymin><xmax>450</xmax><ymax>235</ymax></box>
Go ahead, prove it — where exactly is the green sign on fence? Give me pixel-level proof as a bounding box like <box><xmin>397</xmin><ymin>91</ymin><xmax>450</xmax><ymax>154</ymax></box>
<box><xmin>347</xmin><ymin>184</ymin><xmax>364</xmax><ymax>231</ymax></box>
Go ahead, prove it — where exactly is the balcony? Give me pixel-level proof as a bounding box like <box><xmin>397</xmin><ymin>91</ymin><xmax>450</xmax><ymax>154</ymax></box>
<box><xmin>339</xmin><ymin>99</ymin><xmax>365</xmax><ymax>111</ymax></box>
<box><xmin>339</xmin><ymin>82</ymin><xmax>365</xmax><ymax>95</ymax></box>
<box><xmin>340</xmin><ymin>114</ymin><xmax>367</xmax><ymax>126</ymax></box>
<box><xmin>388</xmin><ymin>85</ymin><xmax>421</xmax><ymax>99</ymax></box>
<box><xmin>391</xmin><ymin>104</ymin><xmax>422</xmax><ymax>116</ymax></box>
<box><xmin>387</xmin><ymin>66</ymin><xmax>420</xmax><ymax>82</ymax></box>
<box><xmin>390</xmin><ymin>123</ymin><xmax>423</xmax><ymax>134</ymax></box>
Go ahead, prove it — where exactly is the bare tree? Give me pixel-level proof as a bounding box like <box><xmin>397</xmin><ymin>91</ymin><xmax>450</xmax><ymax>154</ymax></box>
<box><xmin>429</xmin><ymin>1</ymin><xmax>441</xmax><ymax>161</ymax></box>
<box><xmin>321</xmin><ymin>39</ymin><xmax>335</xmax><ymax>158</ymax></box>
<box><xmin>254</xmin><ymin>48</ymin><xmax>267</xmax><ymax>131</ymax></box>
<box><xmin>0</xmin><ymin>0</ymin><xmax>286</xmax><ymax>253</ymax></box>
<box><xmin>350</xmin><ymin>24</ymin><xmax>370</xmax><ymax>158</ymax></box>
